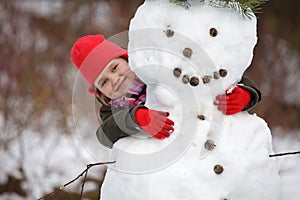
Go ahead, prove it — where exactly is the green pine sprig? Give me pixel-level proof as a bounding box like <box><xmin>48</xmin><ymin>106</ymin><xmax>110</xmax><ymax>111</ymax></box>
<box><xmin>169</xmin><ymin>0</ymin><xmax>191</xmax><ymax>9</ymax></box>
<box><xmin>169</xmin><ymin>0</ymin><xmax>269</xmax><ymax>18</ymax></box>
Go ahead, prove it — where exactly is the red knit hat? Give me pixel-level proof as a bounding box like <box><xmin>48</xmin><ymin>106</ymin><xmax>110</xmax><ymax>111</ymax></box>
<box><xmin>70</xmin><ymin>34</ymin><xmax>128</xmax><ymax>93</ymax></box>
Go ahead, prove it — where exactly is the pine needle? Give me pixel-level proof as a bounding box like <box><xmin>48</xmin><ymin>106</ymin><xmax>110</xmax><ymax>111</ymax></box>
<box><xmin>169</xmin><ymin>0</ymin><xmax>269</xmax><ymax>18</ymax></box>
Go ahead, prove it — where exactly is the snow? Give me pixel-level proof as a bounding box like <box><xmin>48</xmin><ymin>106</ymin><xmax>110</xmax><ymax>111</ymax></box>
<box><xmin>0</xmin><ymin>116</ymin><xmax>106</xmax><ymax>199</ymax></box>
<box><xmin>272</xmin><ymin>128</ymin><xmax>300</xmax><ymax>199</ymax></box>
<box><xmin>98</xmin><ymin>0</ymin><xmax>284</xmax><ymax>200</ymax></box>
<box><xmin>2</xmin><ymin>1</ymin><xmax>299</xmax><ymax>199</ymax></box>
<box><xmin>0</xmin><ymin>67</ymin><xmax>113</xmax><ymax>199</ymax></box>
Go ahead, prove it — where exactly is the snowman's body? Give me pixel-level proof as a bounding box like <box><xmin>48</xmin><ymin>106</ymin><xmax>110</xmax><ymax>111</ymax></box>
<box><xmin>100</xmin><ymin>1</ymin><xmax>282</xmax><ymax>199</ymax></box>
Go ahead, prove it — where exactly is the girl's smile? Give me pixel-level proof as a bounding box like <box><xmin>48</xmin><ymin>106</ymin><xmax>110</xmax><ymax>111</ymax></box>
<box><xmin>95</xmin><ymin>58</ymin><xmax>136</xmax><ymax>99</ymax></box>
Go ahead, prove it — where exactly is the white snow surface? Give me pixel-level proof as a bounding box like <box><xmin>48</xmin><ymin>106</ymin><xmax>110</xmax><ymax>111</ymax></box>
<box><xmin>100</xmin><ymin>0</ymin><xmax>299</xmax><ymax>200</ymax></box>
<box><xmin>0</xmin><ymin>128</ymin><xmax>104</xmax><ymax>199</ymax></box>
<box><xmin>272</xmin><ymin>128</ymin><xmax>300</xmax><ymax>200</ymax></box>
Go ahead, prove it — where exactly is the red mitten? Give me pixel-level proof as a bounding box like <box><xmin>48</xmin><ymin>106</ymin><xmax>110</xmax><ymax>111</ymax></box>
<box><xmin>134</xmin><ymin>108</ymin><xmax>175</xmax><ymax>139</ymax></box>
<box><xmin>214</xmin><ymin>86</ymin><xmax>251</xmax><ymax>115</ymax></box>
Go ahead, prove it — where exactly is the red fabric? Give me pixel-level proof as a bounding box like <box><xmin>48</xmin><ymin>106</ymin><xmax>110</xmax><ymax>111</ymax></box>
<box><xmin>70</xmin><ymin>34</ymin><xmax>128</xmax><ymax>92</ymax></box>
<box><xmin>134</xmin><ymin>108</ymin><xmax>174</xmax><ymax>139</ymax></box>
<box><xmin>71</xmin><ymin>35</ymin><xmax>106</xmax><ymax>69</ymax></box>
<box><xmin>214</xmin><ymin>86</ymin><xmax>251</xmax><ymax>115</ymax></box>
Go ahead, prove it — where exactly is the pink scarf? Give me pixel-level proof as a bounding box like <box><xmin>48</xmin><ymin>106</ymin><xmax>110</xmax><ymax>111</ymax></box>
<box><xmin>108</xmin><ymin>77</ymin><xmax>146</xmax><ymax>107</ymax></box>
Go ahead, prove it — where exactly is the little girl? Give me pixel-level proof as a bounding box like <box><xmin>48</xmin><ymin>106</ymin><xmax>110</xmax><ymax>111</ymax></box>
<box><xmin>70</xmin><ymin>34</ymin><xmax>261</xmax><ymax>148</ymax></box>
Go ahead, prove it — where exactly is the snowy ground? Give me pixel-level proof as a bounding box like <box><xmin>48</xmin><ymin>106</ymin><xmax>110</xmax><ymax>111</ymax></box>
<box><xmin>0</xmin><ymin>126</ymin><xmax>107</xmax><ymax>199</ymax></box>
<box><xmin>1</xmin><ymin>87</ymin><xmax>299</xmax><ymax>199</ymax></box>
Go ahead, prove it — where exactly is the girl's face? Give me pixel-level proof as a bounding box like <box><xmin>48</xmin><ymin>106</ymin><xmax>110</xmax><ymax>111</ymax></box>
<box><xmin>95</xmin><ymin>58</ymin><xmax>136</xmax><ymax>99</ymax></box>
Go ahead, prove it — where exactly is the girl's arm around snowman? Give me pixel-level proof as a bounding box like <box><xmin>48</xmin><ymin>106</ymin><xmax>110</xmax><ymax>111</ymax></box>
<box><xmin>214</xmin><ymin>76</ymin><xmax>261</xmax><ymax>115</ymax></box>
<box><xmin>96</xmin><ymin>103</ymin><xmax>145</xmax><ymax>148</ymax></box>
<box><xmin>96</xmin><ymin>103</ymin><xmax>174</xmax><ymax>148</ymax></box>
<box><xmin>238</xmin><ymin>76</ymin><xmax>261</xmax><ymax>111</ymax></box>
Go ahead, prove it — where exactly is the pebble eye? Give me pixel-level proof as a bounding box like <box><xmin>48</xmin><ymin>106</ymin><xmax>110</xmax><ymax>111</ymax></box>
<box><xmin>209</xmin><ymin>28</ymin><xmax>218</xmax><ymax>37</ymax></box>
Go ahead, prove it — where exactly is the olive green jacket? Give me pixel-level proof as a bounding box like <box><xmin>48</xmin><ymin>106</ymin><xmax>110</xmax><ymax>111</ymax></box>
<box><xmin>238</xmin><ymin>76</ymin><xmax>261</xmax><ymax>111</ymax></box>
<box><xmin>96</xmin><ymin>76</ymin><xmax>261</xmax><ymax>148</ymax></box>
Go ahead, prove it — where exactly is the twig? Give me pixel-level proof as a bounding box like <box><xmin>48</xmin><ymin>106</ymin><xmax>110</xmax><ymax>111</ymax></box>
<box><xmin>269</xmin><ymin>151</ymin><xmax>300</xmax><ymax>157</ymax></box>
<box><xmin>38</xmin><ymin>161</ymin><xmax>116</xmax><ymax>200</ymax></box>
<box><xmin>79</xmin><ymin>167</ymin><xmax>89</xmax><ymax>200</ymax></box>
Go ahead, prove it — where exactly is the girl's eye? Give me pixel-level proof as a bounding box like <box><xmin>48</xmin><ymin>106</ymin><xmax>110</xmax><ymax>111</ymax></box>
<box><xmin>101</xmin><ymin>79</ymin><xmax>108</xmax><ymax>87</ymax></box>
<box><xmin>112</xmin><ymin>65</ymin><xmax>118</xmax><ymax>72</ymax></box>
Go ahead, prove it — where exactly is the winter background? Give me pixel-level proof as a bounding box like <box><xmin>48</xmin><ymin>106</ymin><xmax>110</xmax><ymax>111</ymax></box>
<box><xmin>0</xmin><ymin>0</ymin><xmax>300</xmax><ymax>199</ymax></box>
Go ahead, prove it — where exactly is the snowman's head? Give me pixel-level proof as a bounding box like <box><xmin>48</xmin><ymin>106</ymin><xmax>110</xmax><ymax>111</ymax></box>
<box><xmin>128</xmin><ymin>0</ymin><xmax>257</xmax><ymax>92</ymax></box>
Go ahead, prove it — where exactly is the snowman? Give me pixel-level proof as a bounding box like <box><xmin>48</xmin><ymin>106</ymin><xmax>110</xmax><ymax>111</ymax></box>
<box><xmin>100</xmin><ymin>0</ymin><xmax>298</xmax><ymax>199</ymax></box>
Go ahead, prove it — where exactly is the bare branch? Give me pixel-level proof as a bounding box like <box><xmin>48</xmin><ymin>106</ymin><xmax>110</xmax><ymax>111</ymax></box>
<box><xmin>38</xmin><ymin>161</ymin><xmax>116</xmax><ymax>200</ymax></box>
<box><xmin>269</xmin><ymin>151</ymin><xmax>300</xmax><ymax>157</ymax></box>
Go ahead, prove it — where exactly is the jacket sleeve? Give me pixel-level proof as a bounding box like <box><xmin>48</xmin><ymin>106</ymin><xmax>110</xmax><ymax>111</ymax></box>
<box><xmin>238</xmin><ymin>76</ymin><xmax>262</xmax><ymax>111</ymax></box>
<box><xmin>96</xmin><ymin>103</ymin><xmax>146</xmax><ymax>148</ymax></box>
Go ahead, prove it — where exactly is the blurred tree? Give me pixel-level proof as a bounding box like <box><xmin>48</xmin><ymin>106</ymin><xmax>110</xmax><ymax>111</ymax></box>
<box><xmin>246</xmin><ymin>0</ymin><xmax>300</xmax><ymax>132</ymax></box>
<box><xmin>0</xmin><ymin>0</ymin><xmax>142</xmax><ymax>198</ymax></box>
<box><xmin>0</xmin><ymin>0</ymin><xmax>75</xmax><ymax>198</ymax></box>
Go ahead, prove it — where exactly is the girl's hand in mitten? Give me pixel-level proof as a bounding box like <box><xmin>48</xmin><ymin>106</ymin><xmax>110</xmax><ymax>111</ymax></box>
<box><xmin>214</xmin><ymin>86</ymin><xmax>251</xmax><ymax>115</ymax></box>
<box><xmin>134</xmin><ymin>108</ymin><xmax>174</xmax><ymax>139</ymax></box>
